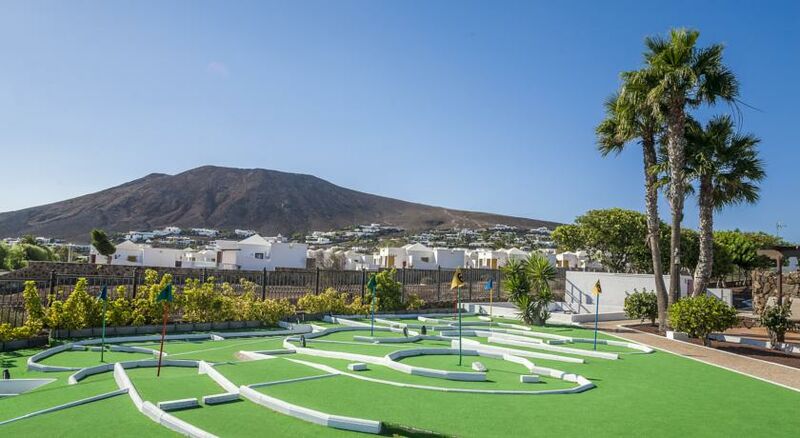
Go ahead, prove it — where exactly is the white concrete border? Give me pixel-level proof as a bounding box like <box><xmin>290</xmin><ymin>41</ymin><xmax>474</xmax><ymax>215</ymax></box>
<box><xmin>240</xmin><ymin>385</ymin><xmax>382</xmax><ymax>434</ymax></box>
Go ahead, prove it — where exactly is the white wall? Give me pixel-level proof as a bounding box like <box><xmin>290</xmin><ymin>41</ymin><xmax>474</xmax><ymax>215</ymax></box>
<box><xmin>434</xmin><ymin>249</ymin><xmax>466</xmax><ymax>269</ymax></box>
<box><xmin>235</xmin><ymin>242</ymin><xmax>308</xmax><ymax>271</ymax></box>
<box><xmin>564</xmin><ymin>271</ymin><xmax>691</xmax><ymax>314</ymax></box>
<box><xmin>407</xmin><ymin>248</ymin><xmax>437</xmax><ymax>269</ymax></box>
<box><xmin>141</xmin><ymin>248</ymin><xmax>184</xmax><ymax>268</ymax></box>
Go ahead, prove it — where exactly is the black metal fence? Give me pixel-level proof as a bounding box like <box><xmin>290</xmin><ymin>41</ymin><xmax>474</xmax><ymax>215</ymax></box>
<box><xmin>0</xmin><ymin>267</ymin><xmax>512</xmax><ymax>327</ymax></box>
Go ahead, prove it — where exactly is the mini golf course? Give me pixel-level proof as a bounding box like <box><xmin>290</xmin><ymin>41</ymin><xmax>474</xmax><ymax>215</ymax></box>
<box><xmin>2</xmin><ymin>314</ymin><xmax>800</xmax><ymax>437</ymax></box>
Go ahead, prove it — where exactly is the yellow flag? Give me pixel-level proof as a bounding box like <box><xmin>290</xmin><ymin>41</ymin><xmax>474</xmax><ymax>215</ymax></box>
<box><xmin>592</xmin><ymin>280</ymin><xmax>602</xmax><ymax>296</ymax></box>
<box><xmin>450</xmin><ymin>268</ymin><xmax>465</xmax><ymax>289</ymax></box>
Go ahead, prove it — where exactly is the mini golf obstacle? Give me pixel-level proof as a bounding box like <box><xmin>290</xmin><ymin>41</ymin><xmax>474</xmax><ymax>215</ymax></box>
<box><xmin>5</xmin><ymin>312</ymin><xmax>656</xmax><ymax>436</ymax></box>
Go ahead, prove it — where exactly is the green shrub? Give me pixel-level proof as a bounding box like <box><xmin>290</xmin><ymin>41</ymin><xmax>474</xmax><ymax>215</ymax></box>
<box><xmin>182</xmin><ymin>278</ymin><xmax>236</xmax><ymax>323</ymax></box>
<box><xmin>503</xmin><ymin>255</ymin><xmax>555</xmax><ymax>325</ymax></box>
<box><xmin>105</xmin><ymin>285</ymin><xmax>133</xmax><ymax>326</ymax></box>
<box><xmin>60</xmin><ymin>278</ymin><xmax>102</xmax><ymax>329</ymax></box>
<box><xmin>297</xmin><ymin>288</ymin><xmax>375</xmax><ymax>315</ymax></box>
<box><xmin>760</xmin><ymin>300</ymin><xmax>794</xmax><ymax>346</ymax></box>
<box><xmin>0</xmin><ymin>319</ymin><xmax>44</xmax><ymax>342</ymax></box>
<box><xmin>668</xmin><ymin>295</ymin><xmax>738</xmax><ymax>345</ymax></box>
<box><xmin>131</xmin><ymin>270</ymin><xmax>174</xmax><ymax>325</ymax></box>
<box><xmin>624</xmin><ymin>289</ymin><xmax>658</xmax><ymax>325</ymax></box>
<box><xmin>374</xmin><ymin>269</ymin><xmax>403</xmax><ymax>311</ymax></box>
<box><xmin>405</xmin><ymin>293</ymin><xmax>425</xmax><ymax>311</ymax></box>
<box><xmin>23</xmin><ymin>280</ymin><xmax>45</xmax><ymax>322</ymax></box>
<box><xmin>298</xmin><ymin>288</ymin><xmax>349</xmax><ymax>314</ymax></box>
<box><xmin>249</xmin><ymin>298</ymin><xmax>295</xmax><ymax>326</ymax></box>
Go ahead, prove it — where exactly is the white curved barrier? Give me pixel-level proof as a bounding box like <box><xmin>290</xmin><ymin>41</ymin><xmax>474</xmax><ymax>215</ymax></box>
<box><xmin>240</xmin><ymin>385</ymin><xmax>382</xmax><ymax>434</ymax></box>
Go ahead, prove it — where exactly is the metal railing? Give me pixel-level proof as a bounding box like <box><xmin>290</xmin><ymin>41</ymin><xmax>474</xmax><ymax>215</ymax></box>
<box><xmin>0</xmin><ymin>266</ymin><xmax>518</xmax><ymax>327</ymax></box>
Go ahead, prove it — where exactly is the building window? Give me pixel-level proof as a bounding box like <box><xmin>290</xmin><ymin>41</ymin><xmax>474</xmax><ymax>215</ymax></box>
<box><xmin>420</xmin><ymin>257</ymin><xmax>430</xmax><ymax>263</ymax></box>
<box><xmin>255</xmin><ymin>253</ymin><xmax>264</xmax><ymax>259</ymax></box>
<box><xmin>127</xmin><ymin>255</ymin><xmax>138</xmax><ymax>263</ymax></box>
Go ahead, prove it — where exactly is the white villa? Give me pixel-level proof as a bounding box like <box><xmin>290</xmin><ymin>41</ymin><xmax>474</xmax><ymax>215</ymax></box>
<box><xmin>556</xmin><ymin>250</ymin><xmax>603</xmax><ymax>270</ymax></box>
<box><xmin>91</xmin><ymin>234</ymin><xmax>308</xmax><ymax>271</ymax></box>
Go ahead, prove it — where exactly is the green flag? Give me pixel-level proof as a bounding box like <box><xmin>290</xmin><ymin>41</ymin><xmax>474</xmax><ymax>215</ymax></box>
<box><xmin>156</xmin><ymin>284</ymin><xmax>173</xmax><ymax>302</ymax></box>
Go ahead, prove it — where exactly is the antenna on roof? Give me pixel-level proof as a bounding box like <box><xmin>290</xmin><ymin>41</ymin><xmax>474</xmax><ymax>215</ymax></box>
<box><xmin>776</xmin><ymin>221</ymin><xmax>786</xmax><ymax>239</ymax></box>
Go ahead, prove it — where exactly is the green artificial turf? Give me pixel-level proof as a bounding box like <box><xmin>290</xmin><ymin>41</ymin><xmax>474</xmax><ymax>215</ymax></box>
<box><xmin>0</xmin><ymin>372</ymin><xmax>117</xmax><ymax>422</ymax></box>
<box><xmin>4</xmin><ymin>319</ymin><xmax>800</xmax><ymax>437</ymax></box>
<box><xmin>126</xmin><ymin>366</ymin><xmax>224</xmax><ymax>402</ymax></box>
<box><xmin>257</xmin><ymin>347</ymin><xmax>800</xmax><ymax>437</ymax></box>
<box><xmin>286</xmin><ymin>354</ymin><xmax>573</xmax><ymax>392</ymax></box>
<box><xmin>0</xmin><ymin>391</ymin><xmax>176</xmax><ymax>437</ymax></box>
<box><xmin>213</xmin><ymin>357</ymin><xmax>329</xmax><ymax>386</ymax></box>
<box><xmin>128</xmin><ymin>337</ymin><xmax>287</xmax><ymax>362</ymax></box>
<box><xmin>38</xmin><ymin>350</ymin><xmax>153</xmax><ymax>368</ymax></box>
<box><xmin>172</xmin><ymin>398</ymin><xmax>356</xmax><ymax>437</ymax></box>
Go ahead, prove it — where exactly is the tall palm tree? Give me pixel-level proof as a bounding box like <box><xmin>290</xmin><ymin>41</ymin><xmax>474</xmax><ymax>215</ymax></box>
<box><xmin>629</xmin><ymin>28</ymin><xmax>739</xmax><ymax>305</ymax></box>
<box><xmin>686</xmin><ymin>115</ymin><xmax>764</xmax><ymax>295</ymax></box>
<box><xmin>597</xmin><ymin>79</ymin><xmax>669</xmax><ymax>331</ymax></box>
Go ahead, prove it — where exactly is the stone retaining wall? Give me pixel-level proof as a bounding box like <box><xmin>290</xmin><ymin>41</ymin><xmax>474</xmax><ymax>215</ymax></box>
<box><xmin>751</xmin><ymin>270</ymin><xmax>800</xmax><ymax>314</ymax></box>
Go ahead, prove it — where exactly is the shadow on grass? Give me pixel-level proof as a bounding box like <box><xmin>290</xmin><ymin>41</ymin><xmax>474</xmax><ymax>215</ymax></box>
<box><xmin>381</xmin><ymin>423</ymin><xmax>454</xmax><ymax>437</ymax></box>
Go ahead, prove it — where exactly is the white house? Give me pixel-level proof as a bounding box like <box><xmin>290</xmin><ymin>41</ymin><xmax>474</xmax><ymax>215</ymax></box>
<box><xmin>342</xmin><ymin>250</ymin><xmax>379</xmax><ymax>271</ymax></box>
<box><xmin>476</xmin><ymin>249</ymin><xmax>507</xmax><ymax>269</ymax></box>
<box><xmin>378</xmin><ymin>247</ymin><xmax>407</xmax><ymax>269</ymax></box>
<box><xmin>403</xmin><ymin>243</ymin><xmax>437</xmax><ymax>269</ymax></box>
<box><xmin>503</xmin><ymin>248</ymin><xmax>529</xmax><ymax>263</ymax></box>
<box><xmin>219</xmin><ymin>234</ymin><xmax>308</xmax><ymax>271</ymax></box>
<box><xmin>92</xmin><ymin>234</ymin><xmax>307</xmax><ymax>271</ymax></box>
<box><xmin>556</xmin><ymin>251</ymin><xmax>603</xmax><ymax>270</ymax></box>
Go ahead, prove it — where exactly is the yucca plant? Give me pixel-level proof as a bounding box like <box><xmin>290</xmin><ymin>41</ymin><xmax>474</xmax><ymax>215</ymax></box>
<box><xmin>502</xmin><ymin>255</ymin><xmax>556</xmax><ymax>326</ymax></box>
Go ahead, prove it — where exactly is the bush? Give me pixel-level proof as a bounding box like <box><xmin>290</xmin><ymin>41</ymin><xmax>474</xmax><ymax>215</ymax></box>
<box><xmin>624</xmin><ymin>289</ymin><xmax>658</xmax><ymax>325</ymax></box>
<box><xmin>405</xmin><ymin>293</ymin><xmax>425</xmax><ymax>311</ymax></box>
<box><xmin>105</xmin><ymin>285</ymin><xmax>133</xmax><ymax>326</ymax></box>
<box><xmin>182</xmin><ymin>278</ymin><xmax>236</xmax><ymax>323</ymax></box>
<box><xmin>503</xmin><ymin>255</ymin><xmax>555</xmax><ymax>326</ymax></box>
<box><xmin>760</xmin><ymin>300</ymin><xmax>794</xmax><ymax>346</ymax></box>
<box><xmin>249</xmin><ymin>298</ymin><xmax>295</xmax><ymax>325</ymax></box>
<box><xmin>668</xmin><ymin>295</ymin><xmax>738</xmax><ymax>345</ymax></box>
<box><xmin>0</xmin><ymin>319</ymin><xmax>44</xmax><ymax>342</ymax></box>
<box><xmin>23</xmin><ymin>280</ymin><xmax>45</xmax><ymax>322</ymax></box>
<box><xmin>374</xmin><ymin>269</ymin><xmax>403</xmax><ymax>311</ymax></box>
<box><xmin>297</xmin><ymin>288</ymin><xmax>376</xmax><ymax>315</ymax></box>
<box><xmin>60</xmin><ymin>278</ymin><xmax>102</xmax><ymax>329</ymax></box>
<box><xmin>131</xmin><ymin>270</ymin><xmax>174</xmax><ymax>325</ymax></box>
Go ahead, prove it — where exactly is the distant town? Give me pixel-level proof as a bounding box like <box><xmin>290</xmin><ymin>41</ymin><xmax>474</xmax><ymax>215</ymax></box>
<box><xmin>0</xmin><ymin>223</ymin><xmax>600</xmax><ymax>273</ymax></box>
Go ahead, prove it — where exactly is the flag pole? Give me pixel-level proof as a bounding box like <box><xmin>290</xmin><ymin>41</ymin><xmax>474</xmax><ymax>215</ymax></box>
<box><xmin>593</xmin><ymin>294</ymin><xmax>599</xmax><ymax>351</ymax></box>
<box><xmin>370</xmin><ymin>287</ymin><xmax>375</xmax><ymax>337</ymax></box>
<box><xmin>366</xmin><ymin>274</ymin><xmax>377</xmax><ymax>337</ymax></box>
<box><xmin>157</xmin><ymin>301</ymin><xmax>168</xmax><ymax>377</ymax></box>
<box><xmin>458</xmin><ymin>286</ymin><xmax>462</xmax><ymax>366</ymax></box>
<box><xmin>489</xmin><ymin>284</ymin><xmax>493</xmax><ymax>321</ymax></box>
<box><xmin>100</xmin><ymin>293</ymin><xmax>107</xmax><ymax>362</ymax></box>
<box><xmin>592</xmin><ymin>279</ymin><xmax>602</xmax><ymax>351</ymax></box>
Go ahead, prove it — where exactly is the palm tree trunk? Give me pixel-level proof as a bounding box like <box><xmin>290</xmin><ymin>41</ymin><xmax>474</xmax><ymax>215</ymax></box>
<box><xmin>642</xmin><ymin>137</ymin><xmax>668</xmax><ymax>331</ymax></box>
<box><xmin>692</xmin><ymin>175</ymin><xmax>714</xmax><ymax>296</ymax></box>
<box><xmin>666</xmin><ymin>102</ymin><xmax>686</xmax><ymax>306</ymax></box>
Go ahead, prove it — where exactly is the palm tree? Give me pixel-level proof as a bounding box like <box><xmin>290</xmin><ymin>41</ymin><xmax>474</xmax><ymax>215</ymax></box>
<box><xmin>597</xmin><ymin>79</ymin><xmax>669</xmax><ymax>331</ymax></box>
<box><xmin>686</xmin><ymin>115</ymin><xmax>764</xmax><ymax>295</ymax></box>
<box><xmin>630</xmin><ymin>28</ymin><xmax>739</xmax><ymax>305</ymax></box>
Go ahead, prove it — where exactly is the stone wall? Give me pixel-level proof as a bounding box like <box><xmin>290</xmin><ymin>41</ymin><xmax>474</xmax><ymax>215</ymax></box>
<box><xmin>751</xmin><ymin>269</ymin><xmax>800</xmax><ymax>314</ymax></box>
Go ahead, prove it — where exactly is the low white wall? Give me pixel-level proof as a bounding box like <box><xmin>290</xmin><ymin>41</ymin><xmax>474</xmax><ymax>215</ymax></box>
<box><xmin>564</xmin><ymin>271</ymin><xmax>691</xmax><ymax>313</ymax></box>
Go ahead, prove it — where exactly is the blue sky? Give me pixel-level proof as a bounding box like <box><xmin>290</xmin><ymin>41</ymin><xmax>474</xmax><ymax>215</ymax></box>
<box><xmin>1</xmin><ymin>1</ymin><xmax>798</xmax><ymax>241</ymax></box>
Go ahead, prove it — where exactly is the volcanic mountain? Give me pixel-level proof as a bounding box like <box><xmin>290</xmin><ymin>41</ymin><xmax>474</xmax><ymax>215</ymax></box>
<box><xmin>0</xmin><ymin>166</ymin><xmax>560</xmax><ymax>242</ymax></box>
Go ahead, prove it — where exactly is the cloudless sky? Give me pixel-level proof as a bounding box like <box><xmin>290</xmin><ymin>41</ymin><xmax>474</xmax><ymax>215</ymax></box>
<box><xmin>1</xmin><ymin>0</ymin><xmax>798</xmax><ymax>241</ymax></box>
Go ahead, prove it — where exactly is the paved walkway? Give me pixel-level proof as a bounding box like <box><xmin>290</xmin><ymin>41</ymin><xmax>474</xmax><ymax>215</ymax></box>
<box><xmin>586</xmin><ymin>320</ymin><xmax>800</xmax><ymax>392</ymax></box>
